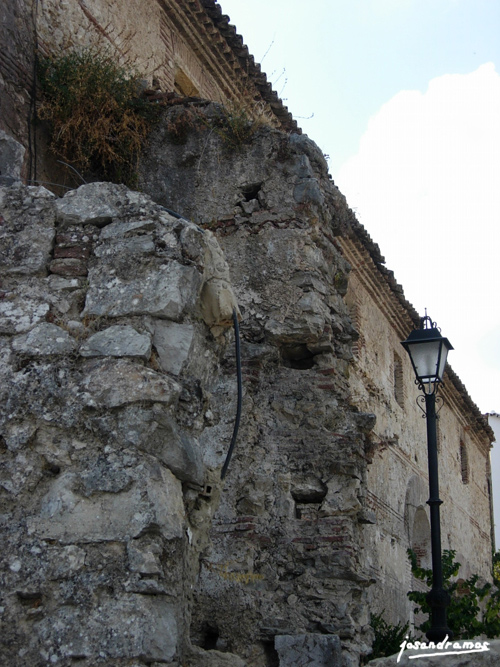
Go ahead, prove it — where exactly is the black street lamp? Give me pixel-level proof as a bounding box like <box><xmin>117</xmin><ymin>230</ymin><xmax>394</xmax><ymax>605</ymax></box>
<box><xmin>401</xmin><ymin>314</ymin><xmax>454</xmax><ymax>642</ymax></box>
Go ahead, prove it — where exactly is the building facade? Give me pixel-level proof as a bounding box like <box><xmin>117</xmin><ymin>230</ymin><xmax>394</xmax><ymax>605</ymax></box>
<box><xmin>342</xmin><ymin>223</ymin><xmax>494</xmax><ymax>623</ymax></box>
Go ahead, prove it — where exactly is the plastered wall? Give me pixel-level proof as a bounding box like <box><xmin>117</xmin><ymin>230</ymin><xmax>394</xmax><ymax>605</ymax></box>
<box><xmin>345</xmin><ymin>264</ymin><xmax>493</xmax><ymax>626</ymax></box>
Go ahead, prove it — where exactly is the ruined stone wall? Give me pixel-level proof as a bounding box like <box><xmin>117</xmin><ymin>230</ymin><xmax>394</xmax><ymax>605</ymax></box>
<box><xmin>1</xmin><ymin>99</ymin><xmax>494</xmax><ymax>664</ymax></box>
<box><xmin>343</xmin><ymin>243</ymin><xmax>493</xmax><ymax>627</ymax></box>
<box><xmin>139</xmin><ymin>108</ymin><xmax>377</xmax><ymax>666</ymax></box>
<box><xmin>0</xmin><ymin>177</ymin><xmax>247</xmax><ymax>666</ymax></box>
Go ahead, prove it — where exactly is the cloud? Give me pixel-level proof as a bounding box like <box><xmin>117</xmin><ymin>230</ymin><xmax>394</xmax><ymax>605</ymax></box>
<box><xmin>337</xmin><ymin>63</ymin><xmax>500</xmax><ymax>411</ymax></box>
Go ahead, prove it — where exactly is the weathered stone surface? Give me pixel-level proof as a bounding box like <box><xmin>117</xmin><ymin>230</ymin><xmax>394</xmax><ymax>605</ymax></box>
<box><xmin>293</xmin><ymin>178</ymin><xmax>325</xmax><ymax>206</ymax></box>
<box><xmin>147</xmin><ymin>412</ymin><xmax>205</xmax><ymax>486</ymax></box>
<box><xmin>80</xmin><ymin>358</ymin><xmax>181</xmax><ymax>407</ymax></box>
<box><xmin>34</xmin><ymin>594</ymin><xmax>178</xmax><ymax>662</ymax></box>
<box><xmin>153</xmin><ymin>320</ymin><xmax>194</xmax><ymax>374</ymax></box>
<box><xmin>12</xmin><ymin>322</ymin><xmax>76</xmax><ymax>355</ymax></box>
<box><xmin>188</xmin><ymin>646</ymin><xmax>247</xmax><ymax>666</ymax></box>
<box><xmin>127</xmin><ymin>538</ymin><xmax>163</xmax><ymax>575</ymax></box>
<box><xmin>265</xmin><ymin>310</ymin><xmax>326</xmax><ymax>345</ymax></box>
<box><xmin>117</xmin><ymin>406</ymin><xmax>205</xmax><ymax>486</ymax></box>
<box><xmin>0</xmin><ymin>180</ymin><xmax>237</xmax><ymax>666</ymax></box>
<box><xmin>1</xmin><ymin>419</ymin><xmax>37</xmax><ymax>452</ymax></box>
<box><xmin>55</xmin><ymin>182</ymin><xmax>152</xmax><ymax>226</ymax></box>
<box><xmin>142</xmin><ymin>111</ymin><xmax>372</xmax><ymax>666</ymax></box>
<box><xmin>0</xmin><ymin>129</ymin><xmax>25</xmax><ymax>180</ymax></box>
<box><xmin>99</xmin><ymin>218</ymin><xmax>158</xmax><ymax>239</ymax></box>
<box><xmin>28</xmin><ymin>463</ymin><xmax>184</xmax><ymax>542</ymax></box>
<box><xmin>80</xmin><ymin>324</ymin><xmax>152</xmax><ymax>359</ymax></box>
<box><xmin>0</xmin><ymin>337</ymin><xmax>13</xmax><ymax>384</ymax></box>
<box><xmin>321</xmin><ymin>476</ymin><xmax>363</xmax><ymax>516</ymax></box>
<box><xmin>84</xmin><ymin>262</ymin><xmax>202</xmax><ymax>319</ymax></box>
<box><xmin>275</xmin><ymin>634</ymin><xmax>342</xmax><ymax>666</ymax></box>
<box><xmin>0</xmin><ymin>186</ymin><xmax>55</xmax><ymax>275</ymax></box>
<box><xmin>94</xmin><ymin>233</ymin><xmax>156</xmax><ymax>256</ymax></box>
<box><xmin>46</xmin><ymin>272</ymin><xmax>80</xmax><ymax>289</ymax></box>
<box><xmin>202</xmin><ymin>230</ymin><xmax>232</xmax><ymax>282</ymax></box>
<box><xmin>0</xmin><ymin>289</ymin><xmax>50</xmax><ymax>334</ymax></box>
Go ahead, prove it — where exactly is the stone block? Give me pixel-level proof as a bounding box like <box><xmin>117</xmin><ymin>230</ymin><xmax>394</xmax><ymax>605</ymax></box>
<box><xmin>321</xmin><ymin>476</ymin><xmax>362</xmax><ymax>516</ymax></box>
<box><xmin>293</xmin><ymin>179</ymin><xmax>325</xmax><ymax>206</ymax></box>
<box><xmin>47</xmin><ymin>275</ymin><xmax>82</xmax><ymax>291</ymax></box>
<box><xmin>153</xmin><ymin>321</ymin><xmax>194</xmax><ymax>375</ymax></box>
<box><xmin>1</xmin><ymin>420</ymin><xmax>37</xmax><ymax>452</ymax></box>
<box><xmin>53</xmin><ymin>245</ymin><xmax>90</xmax><ymax>259</ymax></box>
<box><xmin>290</xmin><ymin>154</ymin><xmax>314</xmax><ymax>179</ymax></box>
<box><xmin>127</xmin><ymin>538</ymin><xmax>163</xmax><ymax>575</ymax></box>
<box><xmin>94</xmin><ymin>235</ymin><xmax>156</xmax><ymax>257</ymax></box>
<box><xmin>202</xmin><ymin>231</ymin><xmax>232</xmax><ymax>282</ymax></box>
<box><xmin>265</xmin><ymin>312</ymin><xmax>325</xmax><ymax>346</ymax></box>
<box><xmin>80</xmin><ymin>359</ymin><xmax>181</xmax><ymax>408</ymax></box>
<box><xmin>179</xmin><ymin>222</ymin><xmax>208</xmax><ymax>264</ymax></box>
<box><xmin>83</xmin><ymin>262</ymin><xmax>201</xmax><ymax>320</ymax></box>
<box><xmin>28</xmin><ymin>463</ymin><xmax>185</xmax><ymax>542</ymax></box>
<box><xmin>0</xmin><ymin>289</ymin><xmax>50</xmax><ymax>334</ymax></box>
<box><xmin>80</xmin><ymin>456</ymin><xmax>135</xmax><ymax>496</ymax></box>
<box><xmin>0</xmin><ymin>129</ymin><xmax>25</xmax><ymax>180</ymax></box>
<box><xmin>116</xmin><ymin>406</ymin><xmax>205</xmax><ymax>486</ymax></box>
<box><xmin>188</xmin><ymin>646</ymin><xmax>247</xmax><ymax>666</ymax></box>
<box><xmin>148</xmin><ymin>412</ymin><xmax>205</xmax><ymax>486</ymax></box>
<box><xmin>55</xmin><ymin>182</ymin><xmax>155</xmax><ymax>226</ymax></box>
<box><xmin>80</xmin><ymin>325</ymin><xmax>152</xmax><ymax>359</ymax></box>
<box><xmin>47</xmin><ymin>545</ymin><xmax>86</xmax><ymax>578</ymax></box>
<box><xmin>0</xmin><ymin>337</ymin><xmax>13</xmax><ymax>382</ymax></box>
<box><xmin>12</xmin><ymin>323</ymin><xmax>76</xmax><ymax>355</ymax></box>
<box><xmin>100</xmin><ymin>219</ymin><xmax>158</xmax><ymax>239</ymax></box>
<box><xmin>0</xmin><ymin>203</ymin><xmax>55</xmax><ymax>276</ymax></box>
<box><xmin>275</xmin><ymin>634</ymin><xmax>342</xmax><ymax>666</ymax></box>
<box><xmin>35</xmin><ymin>594</ymin><xmax>178</xmax><ymax>662</ymax></box>
<box><xmin>54</xmin><ymin>182</ymin><xmax>122</xmax><ymax>225</ymax></box>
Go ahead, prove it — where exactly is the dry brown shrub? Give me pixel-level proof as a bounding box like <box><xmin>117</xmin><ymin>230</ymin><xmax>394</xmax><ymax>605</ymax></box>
<box><xmin>38</xmin><ymin>49</ymin><xmax>160</xmax><ymax>185</ymax></box>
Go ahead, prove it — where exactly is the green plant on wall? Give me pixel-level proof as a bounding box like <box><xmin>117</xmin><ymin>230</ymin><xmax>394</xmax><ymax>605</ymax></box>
<box><xmin>37</xmin><ymin>49</ymin><xmax>160</xmax><ymax>185</ymax></box>
<box><xmin>408</xmin><ymin>548</ymin><xmax>500</xmax><ymax>639</ymax></box>
<box><xmin>211</xmin><ymin>103</ymin><xmax>258</xmax><ymax>148</ymax></box>
<box><xmin>366</xmin><ymin>612</ymin><xmax>410</xmax><ymax>661</ymax></box>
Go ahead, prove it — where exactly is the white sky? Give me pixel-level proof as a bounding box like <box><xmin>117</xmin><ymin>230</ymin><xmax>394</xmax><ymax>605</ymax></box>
<box><xmin>220</xmin><ymin>0</ymin><xmax>500</xmax><ymax>416</ymax></box>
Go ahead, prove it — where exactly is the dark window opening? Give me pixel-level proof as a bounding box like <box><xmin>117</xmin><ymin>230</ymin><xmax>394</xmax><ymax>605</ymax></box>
<box><xmin>241</xmin><ymin>182</ymin><xmax>262</xmax><ymax>201</ymax></box>
<box><xmin>261</xmin><ymin>639</ymin><xmax>280</xmax><ymax>667</ymax></box>
<box><xmin>460</xmin><ymin>441</ymin><xmax>469</xmax><ymax>484</ymax></box>
<box><xmin>281</xmin><ymin>344</ymin><xmax>315</xmax><ymax>370</ymax></box>
<box><xmin>393</xmin><ymin>352</ymin><xmax>404</xmax><ymax>408</ymax></box>
<box><xmin>201</xmin><ymin>624</ymin><xmax>220</xmax><ymax>650</ymax></box>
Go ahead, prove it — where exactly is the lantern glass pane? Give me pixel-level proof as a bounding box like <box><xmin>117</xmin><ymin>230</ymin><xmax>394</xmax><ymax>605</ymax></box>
<box><xmin>408</xmin><ymin>339</ymin><xmax>442</xmax><ymax>382</ymax></box>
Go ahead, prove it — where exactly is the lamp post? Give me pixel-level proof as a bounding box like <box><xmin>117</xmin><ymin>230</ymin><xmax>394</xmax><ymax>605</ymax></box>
<box><xmin>401</xmin><ymin>314</ymin><xmax>454</xmax><ymax>642</ymax></box>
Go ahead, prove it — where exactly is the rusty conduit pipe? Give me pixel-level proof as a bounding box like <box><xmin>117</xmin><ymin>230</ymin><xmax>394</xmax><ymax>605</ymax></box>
<box><xmin>221</xmin><ymin>308</ymin><xmax>242</xmax><ymax>480</ymax></box>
